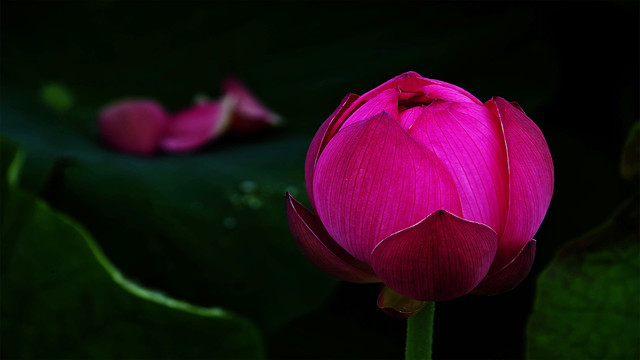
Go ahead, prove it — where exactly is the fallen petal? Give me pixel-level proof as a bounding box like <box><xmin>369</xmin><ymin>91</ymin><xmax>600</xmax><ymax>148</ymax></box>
<box><xmin>223</xmin><ymin>77</ymin><xmax>280</xmax><ymax>135</ymax></box>
<box><xmin>286</xmin><ymin>193</ymin><xmax>379</xmax><ymax>283</ymax></box>
<box><xmin>473</xmin><ymin>239</ymin><xmax>536</xmax><ymax>295</ymax></box>
<box><xmin>377</xmin><ymin>285</ymin><xmax>427</xmax><ymax>319</ymax></box>
<box><xmin>370</xmin><ymin>210</ymin><xmax>498</xmax><ymax>301</ymax></box>
<box><xmin>99</xmin><ymin>99</ymin><xmax>169</xmax><ymax>156</ymax></box>
<box><xmin>160</xmin><ymin>99</ymin><xmax>233</xmax><ymax>153</ymax></box>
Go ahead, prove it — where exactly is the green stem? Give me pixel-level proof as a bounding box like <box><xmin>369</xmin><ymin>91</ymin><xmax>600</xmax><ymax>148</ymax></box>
<box><xmin>405</xmin><ymin>302</ymin><xmax>435</xmax><ymax>360</ymax></box>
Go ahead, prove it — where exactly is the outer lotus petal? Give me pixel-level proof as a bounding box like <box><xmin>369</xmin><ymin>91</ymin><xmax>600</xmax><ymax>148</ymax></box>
<box><xmin>223</xmin><ymin>77</ymin><xmax>281</xmax><ymax>135</ymax></box>
<box><xmin>304</xmin><ymin>93</ymin><xmax>359</xmax><ymax>210</ymax></box>
<box><xmin>370</xmin><ymin>210</ymin><xmax>498</xmax><ymax>301</ymax></box>
<box><xmin>313</xmin><ymin>112</ymin><xmax>462</xmax><ymax>263</ymax></box>
<box><xmin>377</xmin><ymin>285</ymin><xmax>427</xmax><ymax>319</ymax></box>
<box><xmin>286</xmin><ymin>193</ymin><xmax>379</xmax><ymax>283</ymax></box>
<box><xmin>409</xmin><ymin>100</ymin><xmax>509</xmax><ymax>235</ymax></box>
<box><xmin>339</xmin><ymin>89</ymin><xmax>399</xmax><ymax>130</ymax></box>
<box><xmin>486</xmin><ymin>97</ymin><xmax>554</xmax><ymax>272</ymax></box>
<box><xmin>472</xmin><ymin>239</ymin><xmax>536</xmax><ymax>295</ymax></box>
<box><xmin>99</xmin><ymin>99</ymin><xmax>169</xmax><ymax>156</ymax></box>
<box><xmin>160</xmin><ymin>100</ymin><xmax>233</xmax><ymax>153</ymax></box>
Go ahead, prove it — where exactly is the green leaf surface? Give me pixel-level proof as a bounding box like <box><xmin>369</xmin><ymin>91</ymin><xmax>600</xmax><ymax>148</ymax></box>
<box><xmin>1</xmin><ymin>141</ymin><xmax>266</xmax><ymax>359</ymax></box>
<box><xmin>1</xmin><ymin>98</ymin><xmax>336</xmax><ymax>331</ymax></box>
<box><xmin>526</xmin><ymin>197</ymin><xmax>640</xmax><ymax>359</ymax></box>
<box><xmin>0</xmin><ymin>136</ymin><xmax>24</xmax><ymax>188</ymax></box>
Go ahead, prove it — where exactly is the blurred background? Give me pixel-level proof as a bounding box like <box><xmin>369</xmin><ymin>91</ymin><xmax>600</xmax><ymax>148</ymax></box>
<box><xmin>1</xmin><ymin>1</ymin><xmax>638</xmax><ymax>359</ymax></box>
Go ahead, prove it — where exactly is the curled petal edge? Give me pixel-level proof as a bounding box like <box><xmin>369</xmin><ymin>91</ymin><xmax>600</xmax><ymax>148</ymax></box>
<box><xmin>285</xmin><ymin>193</ymin><xmax>380</xmax><ymax>283</ymax></box>
<box><xmin>472</xmin><ymin>239</ymin><xmax>536</xmax><ymax>296</ymax></box>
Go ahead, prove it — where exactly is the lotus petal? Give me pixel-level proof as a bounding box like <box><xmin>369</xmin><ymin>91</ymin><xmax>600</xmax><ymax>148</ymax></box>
<box><xmin>370</xmin><ymin>210</ymin><xmax>498</xmax><ymax>301</ymax></box>
<box><xmin>161</xmin><ymin>100</ymin><xmax>233</xmax><ymax>153</ymax></box>
<box><xmin>398</xmin><ymin>106</ymin><xmax>426</xmax><ymax>130</ymax></box>
<box><xmin>486</xmin><ymin>97</ymin><xmax>554</xmax><ymax>272</ymax></box>
<box><xmin>223</xmin><ymin>77</ymin><xmax>280</xmax><ymax>135</ymax></box>
<box><xmin>285</xmin><ymin>193</ymin><xmax>379</xmax><ymax>283</ymax></box>
<box><xmin>354</xmin><ymin>71</ymin><xmax>482</xmax><ymax>107</ymax></box>
<box><xmin>409</xmin><ymin>100</ymin><xmax>510</xmax><ymax>235</ymax></box>
<box><xmin>377</xmin><ymin>285</ymin><xmax>427</xmax><ymax>319</ymax></box>
<box><xmin>99</xmin><ymin>99</ymin><xmax>169</xmax><ymax>156</ymax></box>
<box><xmin>473</xmin><ymin>239</ymin><xmax>536</xmax><ymax>295</ymax></box>
<box><xmin>419</xmin><ymin>84</ymin><xmax>480</xmax><ymax>104</ymax></box>
<box><xmin>304</xmin><ymin>94</ymin><xmax>359</xmax><ymax>210</ymax></box>
<box><xmin>339</xmin><ymin>89</ymin><xmax>399</xmax><ymax>129</ymax></box>
<box><xmin>510</xmin><ymin>101</ymin><xmax>525</xmax><ymax>113</ymax></box>
<box><xmin>313</xmin><ymin>111</ymin><xmax>462</xmax><ymax>263</ymax></box>
<box><xmin>334</xmin><ymin>72</ymin><xmax>482</xmax><ymax>135</ymax></box>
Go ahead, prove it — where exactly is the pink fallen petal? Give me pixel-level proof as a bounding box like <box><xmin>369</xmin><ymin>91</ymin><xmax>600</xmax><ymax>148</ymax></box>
<box><xmin>223</xmin><ymin>77</ymin><xmax>281</xmax><ymax>135</ymax></box>
<box><xmin>485</xmin><ymin>97</ymin><xmax>554</xmax><ymax>273</ymax></box>
<box><xmin>377</xmin><ymin>285</ymin><xmax>427</xmax><ymax>319</ymax></box>
<box><xmin>160</xmin><ymin>99</ymin><xmax>233</xmax><ymax>153</ymax></box>
<box><xmin>286</xmin><ymin>193</ymin><xmax>380</xmax><ymax>283</ymax></box>
<box><xmin>313</xmin><ymin>111</ymin><xmax>462</xmax><ymax>264</ymax></box>
<box><xmin>409</xmin><ymin>100</ymin><xmax>510</xmax><ymax>235</ymax></box>
<box><xmin>472</xmin><ymin>239</ymin><xmax>536</xmax><ymax>295</ymax></box>
<box><xmin>370</xmin><ymin>210</ymin><xmax>498</xmax><ymax>301</ymax></box>
<box><xmin>304</xmin><ymin>93</ymin><xmax>359</xmax><ymax>211</ymax></box>
<box><xmin>99</xmin><ymin>99</ymin><xmax>169</xmax><ymax>156</ymax></box>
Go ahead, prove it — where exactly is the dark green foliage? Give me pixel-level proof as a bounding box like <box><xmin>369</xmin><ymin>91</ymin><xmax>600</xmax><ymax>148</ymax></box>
<box><xmin>527</xmin><ymin>198</ymin><xmax>640</xmax><ymax>359</ymax></box>
<box><xmin>1</xmin><ymin>140</ymin><xmax>266</xmax><ymax>359</ymax></box>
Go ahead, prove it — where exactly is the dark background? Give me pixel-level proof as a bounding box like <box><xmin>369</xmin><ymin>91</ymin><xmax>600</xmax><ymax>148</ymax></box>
<box><xmin>2</xmin><ymin>1</ymin><xmax>638</xmax><ymax>359</ymax></box>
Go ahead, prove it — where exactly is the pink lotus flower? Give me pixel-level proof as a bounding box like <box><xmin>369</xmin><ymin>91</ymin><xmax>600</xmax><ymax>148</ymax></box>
<box><xmin>99</xmin><ymin>99</ymin><xmax>169</xmax><ymax>156</ymax></box>
<box><xmin>286</xmin><ymin>71</ymin><xmax>553</xmax><ymax>314</ymax></box>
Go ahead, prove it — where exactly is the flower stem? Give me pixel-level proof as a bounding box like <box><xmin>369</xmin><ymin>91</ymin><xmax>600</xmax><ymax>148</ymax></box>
<box><xmin>405</xmin><ymin>302</ymin><xmax>435</xmax><ymax>360</ymax></box>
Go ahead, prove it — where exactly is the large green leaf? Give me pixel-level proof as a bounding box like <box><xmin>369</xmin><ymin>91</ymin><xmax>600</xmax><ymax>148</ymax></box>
<box><xmin>1</xmin><ymin>141</ymin><xmax>265</xmax><ymax>359</ymax></box>
<box><xmin>526</xmin><ymin>197</ymin><xmax>640</xmax><ymax>359</ymax></box>
<box><xmin>1</xmin><ymin>99</ymin><xmax>336</xmax><ymax>331</ymax></box>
